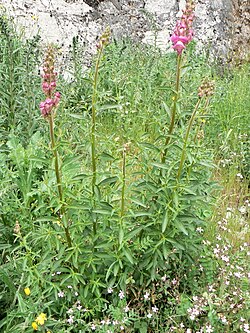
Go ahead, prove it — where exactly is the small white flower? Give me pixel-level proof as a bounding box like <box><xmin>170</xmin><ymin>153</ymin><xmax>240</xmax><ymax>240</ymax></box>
<box><xmin>221</xmin><ymin>316</ymin><xmax>228</xmax><ymax>324</ymax></box>
<box><xmin>152</xmin><ymin>306</ymin><xmax>158</xmax><ymax>313</ymax></box>
<box><xmin>206</xmin><ymin>324</ymin><xmax>214</xmax><ymax>333</ymax></box>
<box><xmin>108</xmin><ymin>287</ymin><xmax>113</xmax><ymax>294</ymax></box>
<box><xmin>91</xmin><ymin>323</ymin><xmax>96</xmax><ymax>330</ymax></box>
<box><xmin>144</xmin><ymin>291</ymin><xmax>150</xmax><ymax>300</ymax></box>
<box><xmin>75</xmin><ymin>291</ymin><xmax>79</xmax><ymax>296</ymax></box>
<box><xmin>147</xmin><ymin>313</ymin><xmax>153</xmax><ymax>318</ymax></box>
<box><xmin>58</xmin><ymin>291</ymin><xmax>65</xmax><ymax>298</ymax></box>
<box><xmin>67</xmin><ymin>315</ymin><xmax>74</xmax><ymax>324</ymax></box>
<box><xmin>171</xmin><ymin>278</ymin><xmax>177</xmax><ymax>285</ymax></box>
<box><xmin>124</xmin><ymin>305</ymin><xmax>130</xmax><ymax>312</ymax></box>
<box><xmin>234</xmin><ymin>272</ymin><xmax>242</xmax><ymax>279</ymax></box>
<box><xmin>161</xmin><ymin>274</ymin><xmax>167</xmax><ymax>281</ymax></box>
<box><xmin>119</xmin><ymin>290</ymin><xmax>125</xmax><ymax>299</ymax></box>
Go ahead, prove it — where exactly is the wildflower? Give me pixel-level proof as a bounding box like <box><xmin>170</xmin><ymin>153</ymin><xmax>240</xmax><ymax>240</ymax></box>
<box><xmin>198</xmin><ymin>80</ymin><xmax>215</xmax><ymax>98</ymax></box>
<box><xmin>124</xmin><ymin>305</ymin><xmax>130</xmax><ymax>312</ymax></box>
<box><xmin>107</xmin><ymin>287</ymin><xmax>113</xmax><ymax>294</ymax></box>
<box><xmin>171</xmin><ymin>278</ymin><xmax>178</xmax><ymax>285</ymax></box>
<box><xmin>40</xmin><ymin>45</ymin><xmax>61</xmax><ymax>118</ymax></box>
<box><xmin>161</xmin><ymin>274</ymin><xmax>167</xmax><ymax>281</ymax></box>
<box><xmin>152</xmin><ymin>306</ymin><xmax>159</xmax><ymax>313</ymax></box>
<box><xmin>144</xmin><ymin>291</ymin><xmax>150</xmax><ymax>300</ymax></box>
<box><xmin>147</xmin><ymin>313</ymin><xmax>153</xmax><ymax>318</ymax></box>
<box><xmin>205</xmin><ymin>324</ymin><xmax>214</xmax><ymax>333</ymax></box>
<box><xmin>67</xmin><ymin>315</ymin><xmax>74</xmax><ymax>324</ymax></box>
<box><xmin>91</xmin><ymin>323</ymin><xmax>96</xmax><ymax>330</ymax></box>
<box><xmin>14</xmin><ymin>220</ymin><xmax>21</xmax><ymax>234</ymax></box>
<box><xmin>118</xmin><ymin>290</ymin><xmax>125</xmax><ymax>299</ymax></box>
<box><xmin>170</xmin><ymin>0</ymin><xmax>195</xmax><ymax>55</ymax></box>
<box><xmin>32</xmin><ymin>322</ymin><xmax>38</xmax><ymax>330</ymax></box>
<box><xmin>96</xmin><ymin>26</ymin><xmax>111</xmax><ymax>49</ymax></box>
<box><xmin>24</xmin><ymin>287</ymin><xmax>31</xmax><ymax>296</ymax></box>
<box><xmin>35</xmin><ymin>313</ymin><xmax>47</xmax><ymax>325</ymax></box>
<box><xmin>58</xmin><ymin>291</ymin><xmax>65</xmax><ymax>298</ymax></box>
<box><xmin>236</xmin><ymin>173</ymin><xmax>243</xmax><ymax>179</ymax></box>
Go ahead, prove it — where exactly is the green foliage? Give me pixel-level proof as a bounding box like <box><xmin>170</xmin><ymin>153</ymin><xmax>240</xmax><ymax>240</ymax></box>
<box><xmin>0</xmin><ymin>11</ymin><xmax>249</xmax><ymax>333</ymax></box>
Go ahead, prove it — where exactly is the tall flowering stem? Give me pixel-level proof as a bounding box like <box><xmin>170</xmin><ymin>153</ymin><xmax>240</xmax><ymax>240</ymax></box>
<box><xmin>177</xmin><ymin>80</ymin><xmax>214</xmax><ymax>180</ymax></box>
<box><xmin>162</xmin><ymin>54</ymin><xmax>182</xmax><ymax>163</ymax></box>
<box><xmin>40</xmin><ymin>45</ymin><xmax>72</xmax><ymax>248</ymax></box>
<box><xmin>91</xmin><ymin>27</ymin><xmax>110</xmax><ymax>235</ymax></box>
<box><xmin>162</xmin><ymin>1</ymin><xmax>195</xmax><ymax>163</ymax></box>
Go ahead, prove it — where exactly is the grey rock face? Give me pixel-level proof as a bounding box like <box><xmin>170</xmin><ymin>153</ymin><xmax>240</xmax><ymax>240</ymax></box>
<box><xmin>1</xmin><ymin>0</ymin><xmax>249</xmax><ymax>65</ymax></box>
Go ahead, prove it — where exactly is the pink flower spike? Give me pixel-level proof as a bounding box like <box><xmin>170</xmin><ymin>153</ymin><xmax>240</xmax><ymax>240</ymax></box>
<box><xmin>170</xmin><ymin>0</ymin><xmax>195</xmax><ymax>54</ymax></box>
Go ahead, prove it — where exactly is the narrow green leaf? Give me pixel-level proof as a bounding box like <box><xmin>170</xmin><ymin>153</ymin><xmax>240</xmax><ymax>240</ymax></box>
<box><xmin>119</xmin><ymin>228</ymin><xmax>124</xmax><ymax>245</ymax></box>
<box><xmin>161</xmin><ymin>210</ymin><xmax>169</xmax><ymax>233</ymax></box>
<box><xmin>69</xmin><ymin>113</ymin><xmax>85</xmax><ymax>119</ymax></box>
<box><xmin>98</xmin><ymin>176</ymin><xmax>118</xmax><ymax>186</ymax></box>
<box><xmin>123</xmin><ymin>248</ymin><xmax>134</xmax><ymax>264</ymax></box>
<box><xmin>175</xmin><ymin>221</ymin><xmax>189</xmax><ymax>235</ymax></box>
<box><xmin>151</xmin><ymin>162</ymin><xmax>169</xmax><ymax>170</ymax></box>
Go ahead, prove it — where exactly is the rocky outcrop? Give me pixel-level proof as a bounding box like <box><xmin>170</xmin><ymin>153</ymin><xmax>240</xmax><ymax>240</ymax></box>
<box><xmin>232</xmin><ymin>0</ymin><xmax>250</xmax><ymax>62</ymax></box>
<box><xmin>1</xmin><ymin>0</ymin><xmax>249</xmax><ymax>64</ymax></box>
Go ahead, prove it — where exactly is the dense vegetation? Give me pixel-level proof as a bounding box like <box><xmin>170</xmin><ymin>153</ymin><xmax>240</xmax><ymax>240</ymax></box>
<box><xmin>0</xmin><ymin>9</ymin><xmax>249</xmax><ymax>333</ymax></box>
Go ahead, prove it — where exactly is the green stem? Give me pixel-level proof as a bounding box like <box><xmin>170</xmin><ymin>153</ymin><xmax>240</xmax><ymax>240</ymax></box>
<box><xmin>121</xmin><ymin>147</ymin><xmax>126</xmax><ymax>219</ymax></box>
<box><xmin>193</xmin><ymin>97</ymin><xmax>210</xmax><ymax>143</ymax></box>
<box><xmin>177</xmin><ymin>98</ymin><xmax>202</xmax><ymax>180</ymax></box>
<box><xmin>91</xmin><ymin>45</ymin><xmax>103</xmax><ymax>197</ymax></box>
<box><xmin>162</xmin><ymin>54</ymin><xmax>182</xmax><ymax>163</ymax></box>
<box><xmin>118</xmin><ymin>145</ymin><xmax>127</xmax><ymax>246</ymax></box>
<box><xmin>91</xmin><ymin>45</ymin><xmax>104</xmax><ymax>236</ymax></box>
<box><xmin>48</xmin><ymin>114</ymin><xmax>72</xmax><ymax>247</ymax></box>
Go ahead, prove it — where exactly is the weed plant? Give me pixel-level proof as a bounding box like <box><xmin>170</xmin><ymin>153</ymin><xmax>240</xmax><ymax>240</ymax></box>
<box><xmin>0</xmin><ymin>3</ymin><xmax>249</xmax><ymax>333</ymax></box>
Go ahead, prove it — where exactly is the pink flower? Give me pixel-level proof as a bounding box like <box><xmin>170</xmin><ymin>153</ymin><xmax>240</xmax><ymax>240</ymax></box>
<box><xmin>40</xmin><ymin>98</ymin><xmax>54</xmax><ymax>117</ymax></box>
<box><xmin>170</xmin><ymin>0</ymin><xmax>195</xmax><ymax>55</ymax></box>
<box><xmin>53</xmin><ymin>92</ymin><xmax>61</xmax><ymax>106</ymax></box>
<box><xmin>173</xmin><ymin>41</ymin><xmax>186</xmax><ymax>55</ymax></box>
<box><xmin>42</xmin><ymin>82</ymin><xmax>50</xmax><ymax>93</ymax></box>
<box><xmin>40</xmin><ymin>46</ymin><xmax>61</xmax><ymax>117</ymax></box>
